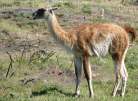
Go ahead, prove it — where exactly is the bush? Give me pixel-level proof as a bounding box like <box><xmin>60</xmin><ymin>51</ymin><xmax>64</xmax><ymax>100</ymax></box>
<box><xmin>81</xmin><ymin>3</ymin><xmax>92</xmax><ymax>14</ymax></box>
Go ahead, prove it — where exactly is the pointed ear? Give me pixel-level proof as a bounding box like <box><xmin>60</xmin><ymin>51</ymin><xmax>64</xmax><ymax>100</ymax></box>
<box><xmin>48</xmin><ymin>7</ymin><xmax>58</xmax><ymax>14</ymax></box>
<box><xmin>52</xmin><ymin>7</ymin><xmax>58</xmax><ymax>11</ymax></box>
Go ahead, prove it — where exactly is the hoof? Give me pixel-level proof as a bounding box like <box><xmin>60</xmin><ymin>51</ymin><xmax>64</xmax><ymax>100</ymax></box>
<box><xmin>89</xmin><ymin>94</ymin><xmax>94</xmax><ymax>98</ymax></box>
<box><xmin>73</xmin><ymin>93</ymin><xmax>80</xmax><ymax>98</ymax></box>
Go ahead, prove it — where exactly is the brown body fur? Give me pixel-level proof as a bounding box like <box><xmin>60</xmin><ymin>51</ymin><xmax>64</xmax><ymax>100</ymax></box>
<box><xmin>74</xmin><ymin>24</ymin><xmax>129</xmax><ymax>55</ymax></box>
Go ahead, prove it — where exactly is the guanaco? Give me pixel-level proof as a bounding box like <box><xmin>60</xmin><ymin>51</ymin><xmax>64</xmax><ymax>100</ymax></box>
<box><xmin>33</xmin><ymin>8</ymin><xmax>136</xmax><ymax>97</ymax></box>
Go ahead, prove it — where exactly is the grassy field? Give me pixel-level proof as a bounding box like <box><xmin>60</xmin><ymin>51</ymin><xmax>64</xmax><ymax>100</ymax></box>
<box><xmin>0</xmin><ymin>0</ymin><xmax>138</xmax><ymax>101</ymax></box>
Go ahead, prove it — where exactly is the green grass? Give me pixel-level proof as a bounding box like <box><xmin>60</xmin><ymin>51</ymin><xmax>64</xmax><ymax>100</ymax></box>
<box><xmin>0</xmin><ymin>49</ymin><xmax>138</xmax><ymax>101</ymax></box>
<box><xmin>0</xmin><ymin>0</ymin><xmax>138</xmax><ymax>101</ymax></box>
<box><xmin>0</xmin><ymin>79</ymin><xmax>138</xmax><ymax>101</ymax></box>
<box><xmin>0</xmin><ymin>0</ymin><xmax>46</xmax><ymax>8</ymax></box>
<box><xmin>81</xmin><ymin>2</ymin><xmax>92</xmax><ymax>14</ymax></box>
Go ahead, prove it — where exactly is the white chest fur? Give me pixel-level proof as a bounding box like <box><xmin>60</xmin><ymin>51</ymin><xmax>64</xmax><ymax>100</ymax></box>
<box><xmin>92</xmin><ymin>35</ymin><xmax>112</xmax><ymax>57</ymax></box>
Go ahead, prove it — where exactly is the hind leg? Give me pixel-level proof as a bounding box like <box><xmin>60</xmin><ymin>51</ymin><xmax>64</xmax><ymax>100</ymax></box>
<box><xmin>120</xmin><ymin>48</ymin><xmax>128</xmax><ymax>96</ymax></box>
<box><xmin>112</xmin><ymin>61</ymin><xmax>122</xmax><ymax>96</ymax></box>
<box><xmin>120</xmin><ymin>60</ymin><xmax>128</xmax><ymax>96</ymax></box>
<box><xmin>112</xmin><ymin>48</ymin><xmax>128</xmax><ymax>96</ymax></box>
<box><xmin>112</xmin><ymin>61</ymin><xmax>128</xmax><ymax>96</ymax></box>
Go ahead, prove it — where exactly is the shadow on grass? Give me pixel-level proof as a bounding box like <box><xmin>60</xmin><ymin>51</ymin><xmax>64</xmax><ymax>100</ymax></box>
<box><xmin>31</xmin><ymin>86</ymin><xmax>73</xmax><ymax>97</ymax></box>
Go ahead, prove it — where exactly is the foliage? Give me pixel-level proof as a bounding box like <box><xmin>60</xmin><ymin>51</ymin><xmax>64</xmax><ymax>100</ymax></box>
<box><xmin>81</xmin><ymin>3</ymin><xmax>92</xmax><ymax>14</ymax></box>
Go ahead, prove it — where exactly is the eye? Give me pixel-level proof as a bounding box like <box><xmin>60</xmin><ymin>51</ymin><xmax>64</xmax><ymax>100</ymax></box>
<box><xmin>49</xmin><ymin>9</ymin><xmax>53</xmax><ymax>14</ymax></box>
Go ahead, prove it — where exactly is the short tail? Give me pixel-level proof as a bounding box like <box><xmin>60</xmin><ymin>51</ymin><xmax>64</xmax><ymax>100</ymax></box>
<box><xmin>124</xmin><ymin>25</ymin><xmax>137</xmax><ymax>42</ymax></box>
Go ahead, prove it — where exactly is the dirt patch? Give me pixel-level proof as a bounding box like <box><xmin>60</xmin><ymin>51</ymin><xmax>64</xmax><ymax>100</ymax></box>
<box><xmin>20</xmin><ymin>66</ymin><xmax>75</xmax><ymax>86</ymax></box>
<box><xmin>20</xmin><ymin>65</ymin><xmax>112</xmax><ymax>86</ymax></box>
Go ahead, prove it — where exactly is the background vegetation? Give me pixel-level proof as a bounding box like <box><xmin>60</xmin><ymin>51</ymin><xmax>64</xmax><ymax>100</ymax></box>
<box><xmin>0</xmin><ymin>0</ymin><xmax>138</xmax><ymax>101</ymax></box>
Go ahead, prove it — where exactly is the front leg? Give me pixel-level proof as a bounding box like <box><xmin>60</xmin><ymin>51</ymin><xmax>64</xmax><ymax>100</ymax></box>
<box><xmin>74</xmin><ymin>55</ymin><xmax>83</xmax><ymax>97</ymax></box>
<box><xmin>83</xmin><ymin>54</ymin><xmax>94</xmax><ymax>97</ymax></box>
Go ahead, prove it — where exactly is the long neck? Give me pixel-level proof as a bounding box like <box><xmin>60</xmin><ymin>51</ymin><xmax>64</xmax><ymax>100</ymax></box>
<box><xmin>48</xmin><ymin>12</ymin><xmax>76</xmax><ymax>50</ymax></box>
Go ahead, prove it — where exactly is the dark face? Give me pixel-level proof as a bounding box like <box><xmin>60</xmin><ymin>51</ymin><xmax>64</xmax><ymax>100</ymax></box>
<box><xmin>32</xmin><ymin>8</ymin><xmax>58</xmax><ymax>20</ymax></box>
<box><xmin>32</xmin><ymin>8</ymin><xmax>46</xmax><ymax>19</ymax></box>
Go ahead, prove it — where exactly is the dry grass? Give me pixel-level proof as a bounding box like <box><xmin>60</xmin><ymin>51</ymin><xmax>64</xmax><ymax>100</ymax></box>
<box><xmin>0</xmin><ymin>0</ymin><xmax>138</xmax><ymax>101</ymax></box>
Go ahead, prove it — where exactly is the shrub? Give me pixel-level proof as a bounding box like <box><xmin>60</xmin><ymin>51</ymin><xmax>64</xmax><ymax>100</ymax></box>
<box><xmin>81</xmin><ymin>3</ymin><xmax>92</xmax><ymax>14</ymax></box>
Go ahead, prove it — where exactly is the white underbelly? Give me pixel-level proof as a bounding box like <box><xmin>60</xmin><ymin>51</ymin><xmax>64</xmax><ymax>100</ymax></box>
<box><xmin>92</xmin><ymin>36</ymin><xmax>112</xmax><ymax>57</ymax></box>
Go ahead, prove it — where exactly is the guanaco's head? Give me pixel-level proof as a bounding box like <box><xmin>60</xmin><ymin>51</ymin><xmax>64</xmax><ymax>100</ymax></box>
<box><xmin>32</xmin><ymin>7</ymin><xmax>58</xmax><ymax>20</ymax></box>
